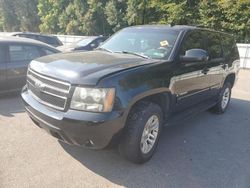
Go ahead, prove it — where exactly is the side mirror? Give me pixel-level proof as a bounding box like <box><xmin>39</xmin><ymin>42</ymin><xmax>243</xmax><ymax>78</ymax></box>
<box><xmin>180</xmin><ymin>49</ymin><xmax>209</xmax><ymax>63</ymax></box>
<box><xmin>90</xmin><ymin>43</ymin><xmax>97</xmax><ymax>48</ymax></box>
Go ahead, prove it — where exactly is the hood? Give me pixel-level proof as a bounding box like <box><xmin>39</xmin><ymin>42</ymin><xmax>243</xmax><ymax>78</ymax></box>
<box><xmin>29</xmin><ymin>50</ymin><xmax>158</xmax><ymax>85</ymax></box>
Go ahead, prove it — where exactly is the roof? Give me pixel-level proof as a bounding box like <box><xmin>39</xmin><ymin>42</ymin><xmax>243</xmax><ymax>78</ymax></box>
<box><xmin>0</xmin><ymin>36</ymin><xmax>58</xmax><ymax>49</ymax></box>
<box><xmin>127</xmin><ymin>24</ymin><xmax>195</xmax><ymax>31</ymax></box>
<box><xmin>11</xmin><ymin>32</ymin><xmax>57</xmax><ymax>38</ymax></box>
<box><xmin>126</xmin><ymin>24</ymin><xmax>232</xmax><ymax>35</ymax></box>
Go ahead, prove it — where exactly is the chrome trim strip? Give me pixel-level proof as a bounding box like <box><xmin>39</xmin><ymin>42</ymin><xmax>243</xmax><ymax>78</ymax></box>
<box><xmin>28</xmin><ymin>90</ymin><xmax>66</xmax><ymax>111</ymax></box>
<box><xmin>210</xmin><ymin>84</ymin><xmax>221</xmax><ymax>89</ymax></box>
<box><xmin>178</xmin><ymin>87</ymin><xmax>210</xmax><ymax>100</ymax></box>
<box><xmin>26</xmin><ymin>107</ymin><xmax>60</xmax><ymax>130</ymax></box>
<box><xmin>27</xmin><ymin>68</ymin><xmax>71</xmax><ymax>110</ymax></box>
<box><xmin>28</xmin><ymin>69</ymin><xmax>70</xmax><ymax>89</ymax></box>
<box><xmin>27</xmin><ymin>74</ymin><xmax>68</xmax><ymax>94</ymax></box>
<box><xmin>27</xmin><ymin>80</ymin><xmax>67</xmax><ymax>99</ymax></box>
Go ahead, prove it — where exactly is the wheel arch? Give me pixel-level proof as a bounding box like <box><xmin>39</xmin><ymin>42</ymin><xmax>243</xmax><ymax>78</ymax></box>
<box><xmin>124</xmin><ymin>88</ymin><xmax>173</xmax><ymax>123</ymax></box>
<box><xmin>224</xmin><ymin>73</ymin><xmax>236</xmax><ymax>87</ymax></box>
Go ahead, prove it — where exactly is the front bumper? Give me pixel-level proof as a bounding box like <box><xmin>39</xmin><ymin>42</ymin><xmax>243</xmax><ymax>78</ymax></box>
<box><xmin>21</xmin><ymin>88</ymin><xmax>125</xmax><ymax>149</ymax></box>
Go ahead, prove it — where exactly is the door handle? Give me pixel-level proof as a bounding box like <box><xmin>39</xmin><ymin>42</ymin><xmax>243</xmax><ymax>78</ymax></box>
<box><xmin>201</xmin><ymin>68</ymin><xmax>209</xmax><ymax>74</ymax></box>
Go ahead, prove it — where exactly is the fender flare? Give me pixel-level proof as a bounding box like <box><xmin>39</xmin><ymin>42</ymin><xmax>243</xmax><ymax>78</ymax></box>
<box><xmin>120</xmin><ymin>87</ymin><xmax>173</xmax><ymax>125</ymax></box>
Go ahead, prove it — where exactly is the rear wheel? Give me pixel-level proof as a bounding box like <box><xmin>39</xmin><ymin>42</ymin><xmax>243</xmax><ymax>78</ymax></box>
<box><xmin>118</xmin><ymin>102</ymin><xmax>163</xmax><ymax>164</ymax></box>
<box><xmin>210</xmin><ymin>82</ymin><xmax>232</xmax><ymax>114</ymax></box>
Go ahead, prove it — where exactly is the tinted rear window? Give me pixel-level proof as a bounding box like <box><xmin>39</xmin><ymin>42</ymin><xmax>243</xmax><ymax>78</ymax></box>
<box><xmin>37</xmin><ymin>36</ymin><xmax>61</xmax><ymax>45</ymax></box>
<box><xmin>18</xmin><ymin>34</ymin><xmax>36</xmax><ymax>40</ymax></box>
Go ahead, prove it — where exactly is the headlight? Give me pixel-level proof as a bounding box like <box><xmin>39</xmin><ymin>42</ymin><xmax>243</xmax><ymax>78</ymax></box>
<box><xmin>70</xmin><ymin>87</ymin><xmax>115</xmax><ymax>112</ymax></box>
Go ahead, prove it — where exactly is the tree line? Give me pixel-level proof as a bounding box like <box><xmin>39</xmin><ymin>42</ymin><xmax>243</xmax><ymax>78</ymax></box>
<box><xmin>0</xmin><ymin>0</ymin><xmax>249</xmax><ymax>42</ymax></box>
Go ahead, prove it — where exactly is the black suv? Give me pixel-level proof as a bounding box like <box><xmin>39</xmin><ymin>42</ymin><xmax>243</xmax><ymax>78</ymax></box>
<box><xmin>21</xmin><ymin>25</ymin><xmax>240</xmax><ymax>163</ymax></box>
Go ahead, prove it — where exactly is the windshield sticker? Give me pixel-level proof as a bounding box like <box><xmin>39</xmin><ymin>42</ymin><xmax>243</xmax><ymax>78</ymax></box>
<box><xmin>160</xmin><ymin>40</ymin><xmax>169</xmax><ymax>47</ymax></box>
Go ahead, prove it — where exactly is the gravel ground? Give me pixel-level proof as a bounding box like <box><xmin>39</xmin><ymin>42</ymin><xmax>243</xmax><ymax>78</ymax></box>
<box><xmin>0</xmin><ymin>70</ymin><xmax>250</xmax><ymax>188</ymax></box>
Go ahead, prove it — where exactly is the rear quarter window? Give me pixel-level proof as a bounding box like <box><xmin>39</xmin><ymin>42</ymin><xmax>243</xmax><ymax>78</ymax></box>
<box><xmin>18</xmin><ymin>34</ymin><xmax>36</xmax><ymax>40</ymax></box>
<box><xmin>37</xmin><ymin>36</ymin><xmax>60</xmax><ymax>46</ymax></box>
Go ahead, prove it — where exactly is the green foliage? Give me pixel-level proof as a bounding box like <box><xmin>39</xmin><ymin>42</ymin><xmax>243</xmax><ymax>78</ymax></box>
<box><xmin>38</xmin><ymin>0</ymin><xmax>70</xmax><ymax>34</ymax></box>
<box><xmin>0</xmin><ymin>9</ymin><xmax>4</xmax><ymax>31</ymax></box>
<box><xmin>83</xmin><ymin>0</ymin><xmax>111</xmax><ymax>35</ymax></box>
<box><xmin>0</xmin><ymin>0</ymin><xmax>39</xmax><ymax>32</ymax></box>
<box><xmin>0</xmin><ymin>0</ymin><xmax>249</xmax><ymax>42</ymax></box>
<box><xmin>219</xmin><ymin>0</ymin><xmax>250</xmax><ymax>42</ymax></box>
<box><xmin>105</xmin><ymin>0</ymin><xmax>127</xmax><ymax>32</ymax></box>
<box><xmin>0</xmin><ymin>0</ymin><xmax>20</xmax><ymax>31</ymax></box>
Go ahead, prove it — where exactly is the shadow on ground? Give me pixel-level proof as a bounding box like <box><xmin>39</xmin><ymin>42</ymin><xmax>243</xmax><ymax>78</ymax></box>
<box><xmin>60</xmin><ymin>98</ymin><xmax>250</xmax><ymax>188</ymax></box>
<box><xmin>0</xmin><ymin>94</ymin><xmax>25</xmax><ymax>117</ymax></box>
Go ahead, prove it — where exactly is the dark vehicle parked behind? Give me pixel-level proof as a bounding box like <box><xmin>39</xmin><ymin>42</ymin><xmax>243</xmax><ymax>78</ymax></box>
<box><xmin>12</xmin><ymin>32</ymin><xmax>63</xmax><ymax>47</ymax></box>
<box><xmin>58</xmin><ymin>36</ymin><xmax>107</xmax><ymax>52</ymax></box>
<box><xmin>0</xmin><ymin>37</ymin><xmax>60</xmax><ymax>94</ymax></box>
<box><xmin>21</xmin><ymin>25</ymin><xmax>240</xmax><ymax>163</ymax></box>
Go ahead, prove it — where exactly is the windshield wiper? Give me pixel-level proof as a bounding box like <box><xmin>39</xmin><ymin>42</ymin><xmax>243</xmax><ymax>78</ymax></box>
<box><xmin>115</xmin><ymin>51</ymin><xmax>151</xmax><ymax>59</ymax></box>
<box><xmin>96</xmin><ymin>47</ymin><xmax>113</xmax><ymax>53</ymax></box>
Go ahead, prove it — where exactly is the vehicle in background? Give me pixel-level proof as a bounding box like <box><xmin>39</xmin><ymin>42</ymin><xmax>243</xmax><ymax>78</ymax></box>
<box><xmin>0</xmin><ymin>37</ymin><xmax>60</xmax><ymax>94</ymax></box>
<box><xmin>58</xmin><ymin>36</ymin><xmax>107</xmax><ymax>52</ymax></box>
<box><xmin>12</xmin><ymin>32</ymin><xmax>63</xmax><ymax>47</ymax></box>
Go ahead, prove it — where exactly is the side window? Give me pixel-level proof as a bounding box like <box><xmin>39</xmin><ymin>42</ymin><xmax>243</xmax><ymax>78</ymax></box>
<box><xmin>180</xmin><ymin>31</ymin><xmax>205</xmax><ymax>55</ymax></box>
<box><xmin>37</xmin><ymin>36</ymin><xmax>59</xmax><ymax>46</ymax></box>
<box><xmin>0</xmin><ymin>45</ymin><xmax>7</xmax><ymax>63</ymax></box>
<box><xmin>90</xmin><ymin>40</ymin><xmax>98</xmax><ymax>48</ymax></box>
<box><xmin>37</xmin><ymin>36</ymin><xmax>48</xmax><ymax>43</ymax></box>
<box><xmin>9</xmin><ymin>45</ymin><xmax>41</xmax><ymax>63</ymax></box>
<box><xmin>206</xmin><ymin>32</ymin><xmax>223</xmax><ymax>60</ymax></box>
<box><xmin>40</xmin><ymin>47</ymin><xmax>57</xmax><ymax>55</ymax></box>
<box><xmin>96</xmin><ymin>39</ymin><xmax>105</xmax><ymax>46</ymax></box>
<box><xmin>222</xmin><ymin>35</ymin><xmax>239</xmax><ymax>60</ymax></box>
<box><xmin>19</xmin><ymin>34</ymin><xmax>36</xmax><ymax>40</ymax></box>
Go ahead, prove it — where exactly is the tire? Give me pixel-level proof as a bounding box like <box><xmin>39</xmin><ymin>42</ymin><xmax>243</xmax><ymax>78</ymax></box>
<box><xmin>118</xmin><ymin>101</ymin><xmax>163</xmax><ymax>164</ymax></box>
<box><xmin>210</xmin><ymin>82</ymin><xmax>232</xmax><ymax>114</ymax></box>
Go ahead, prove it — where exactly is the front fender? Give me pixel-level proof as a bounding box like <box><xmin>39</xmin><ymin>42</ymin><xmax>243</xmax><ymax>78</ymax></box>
<box><xmin>98</xmin><ymin>62</ymin><xmax>176</xmax><ymax>127</ymax></box>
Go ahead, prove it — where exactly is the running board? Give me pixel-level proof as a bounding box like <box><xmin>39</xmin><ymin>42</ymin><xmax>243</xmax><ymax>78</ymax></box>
<box><xmin>165</xmin><ymin>100</ymin><xmax>217</xmax><ymax>126</ymax></box>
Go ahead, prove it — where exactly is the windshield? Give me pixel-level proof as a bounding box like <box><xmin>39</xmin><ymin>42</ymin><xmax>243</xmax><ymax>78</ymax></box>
<box><xmin>75</xmin><ymin>38</ymin><xmax>95</xmax><ymax>47</ymax></box>
<box><xmin>101</xmin><ymin>27</ymin><xmax>180</xmax><ymax>60</ymax></box>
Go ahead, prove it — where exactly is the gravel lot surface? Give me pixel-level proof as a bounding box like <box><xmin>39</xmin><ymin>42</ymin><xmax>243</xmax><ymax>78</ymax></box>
<box><xmin>0</xmin><ymin>70</ymin><xmax>250</xmax><ymax>188</ymax></box>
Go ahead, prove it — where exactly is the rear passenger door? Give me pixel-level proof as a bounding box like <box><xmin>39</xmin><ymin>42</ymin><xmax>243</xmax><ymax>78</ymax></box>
<box><xmin>0</xmin><ymin>44</ymin><xmax>8</xmax><ymax>93</ymax></box>
<box><xmin>6</xmin><ymin>44</ymin><xmax>41</xmax><ymax>91</ymax></box>
<box><xmin>204</xmin><ymin>32</ymin><xmax>225</xmax><ymax>96</ymax></box>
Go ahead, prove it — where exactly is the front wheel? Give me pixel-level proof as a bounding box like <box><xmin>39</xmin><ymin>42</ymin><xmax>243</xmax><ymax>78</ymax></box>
<box><xmin>210</xmin><ymin>82</ymin><xmax>232</xmax><ymax>114</ymax></box>
<box><xmin>118</xmin><ymin>102</ymin><xmax>163</xmax><ymax>164</ymax></box>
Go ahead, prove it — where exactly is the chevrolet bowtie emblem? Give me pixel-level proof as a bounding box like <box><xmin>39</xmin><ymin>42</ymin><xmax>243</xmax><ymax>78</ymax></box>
<box><xmin>34</xmin><ymin>80</ymin><xmax>46</xmax><ymax>91</ymax></box>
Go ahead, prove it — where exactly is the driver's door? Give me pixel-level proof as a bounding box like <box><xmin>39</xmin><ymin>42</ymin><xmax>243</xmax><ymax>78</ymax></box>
<box><xmin>171</xmin><ymin>31</ymin><xmax>211</xmax><ymax>111</ymax></box>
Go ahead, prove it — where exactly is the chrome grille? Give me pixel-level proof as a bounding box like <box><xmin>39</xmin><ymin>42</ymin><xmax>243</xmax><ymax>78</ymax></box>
<box><xmin>27</xmin><ymin>69</ymin><xmax>71</xmax><ymax>110</ymax></box>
